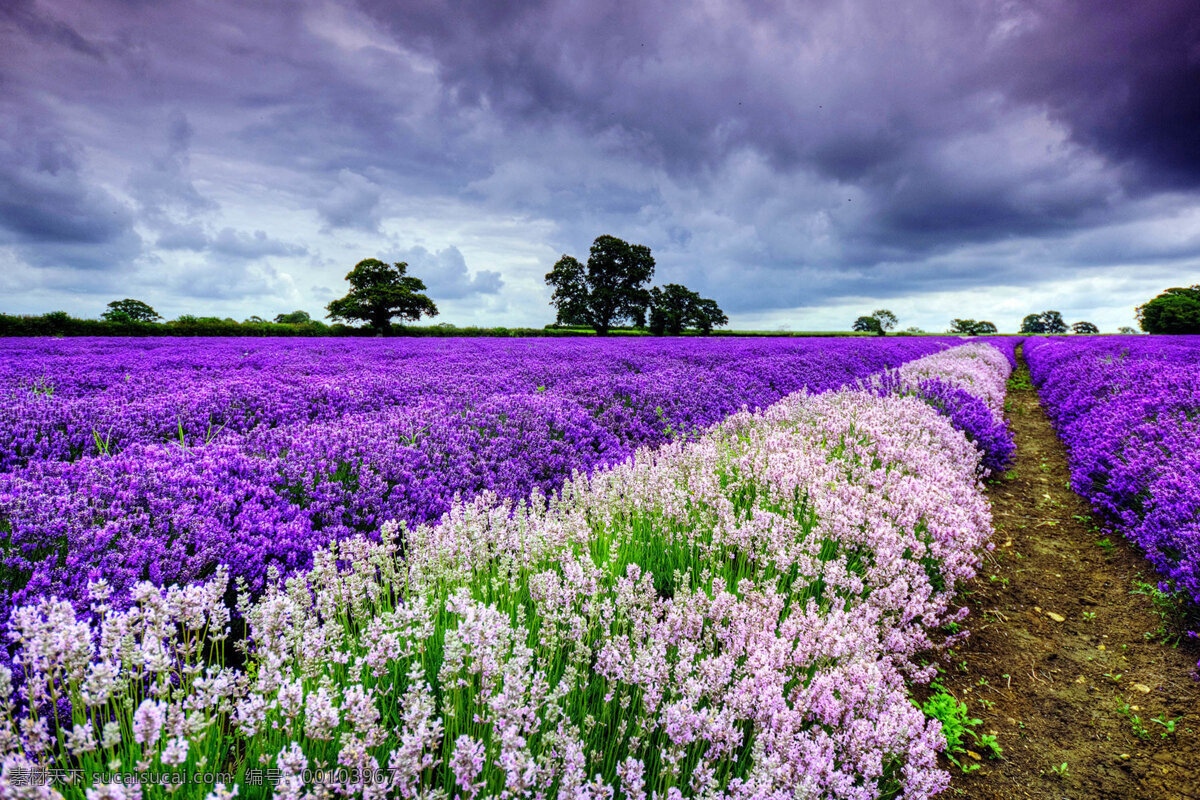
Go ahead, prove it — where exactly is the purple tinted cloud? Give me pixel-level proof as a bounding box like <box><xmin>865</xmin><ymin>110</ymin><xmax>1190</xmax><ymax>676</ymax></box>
<box><xmin>0</xmin><ymin>0</ymin><xmax>1197</xmax><ymax>323</ymax></box>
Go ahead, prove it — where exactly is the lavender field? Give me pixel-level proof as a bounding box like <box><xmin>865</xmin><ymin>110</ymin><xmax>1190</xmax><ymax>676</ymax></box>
<box><xmin>1027</xmin><ymin>336</ymin><xmax>1200</xmax><ymax>616</ymax></box>
<box><xmin>0</xmin><ymin>337</ymin><xmax>962</xmax><ymax>624</ymax></box>
<box><xmin>0</xmin><ymin>337</ymin><xmax>1023</xmax><ymax>799</ymax></box>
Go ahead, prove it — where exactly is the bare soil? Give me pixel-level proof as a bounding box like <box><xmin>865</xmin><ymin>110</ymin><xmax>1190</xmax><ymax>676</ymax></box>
<box><xmin>940</xmin><ymin>346</ymin><xmax>1200</xmax><ymax>800</ymax></box>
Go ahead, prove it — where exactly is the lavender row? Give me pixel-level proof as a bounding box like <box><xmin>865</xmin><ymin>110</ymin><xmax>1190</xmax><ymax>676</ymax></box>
<box><xmin>0</xmin><ymin>338</ymin><xmax>957</xmax><ymax>469</ymax></box>
<box><xmin>1026</xmin><ymin>336</ymin><xmax>1200</xmax><ymax>607</ymax></box>
<box><xmin>1</xmin><ymin>344</ymin><xmax>1010</xmax><ymax>799</ymax></box>
<box><xmin>0</xmin><ymin>337</ymin><xmax>956</xmax><ymax>631</ymax></box>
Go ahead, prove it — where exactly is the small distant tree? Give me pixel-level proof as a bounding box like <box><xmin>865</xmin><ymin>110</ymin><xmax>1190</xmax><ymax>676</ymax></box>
<box><xmin>545</xmin><ymin>235</ymin><xmax>655</xmax><ymax>335</ymax></box>
<box><xmin>1040</xmin><ymin>310</ymin><xmax>1068</xmax><ymax>334</ymax></box>
<box><xmin>245</xmin><ymin>315</ymin><xmax>266</xmax><ymax>324</ymax></box>
<box><xmin>274</xmin><ymin>310</ymin><xmax>313</xmax><ymax>324</ymax></box>
<box><xmin>1020</xmin><ymin>310</ymin><xmax>1067</xmax><ymax>334</ymax></box>
<box><xmin>1071</xmin><ymin>321</ymin><xmax>1099</xmax><ymax>334</ymax></box>
<box><xmin>948</xmin><ymin>319</ymin><xmax>997</xmax><ymax>335</ymax></box>
<box><xmin>904</xmin><ymin>325</ymin><xmax>925</xmax><ymax>334</ymax></box>
<box><xmin>102</xmin><ymin>299</ymin><xmax>161</xmax><ymax>324</ymax></box>
<box><xmin>949</xmin><ymin>319</ymin><xmax>975</xmax><ymax>335</ymax></box>
<box><xmin>1136</xmin><ymin>286</ymin><xmax>1200</xmax><ymax>334</ymax></box>
<box><xmin>853</xmin><ymin>316</ymin><xmax>883</xmax><ymax>335</ymax></box>
<box><xmin>326</xmin><ymin>259</ymin><xmax>438</xmax><ymax>333</ymax></box>
<box><xmin>694</xmin><ymin>298</ymin><xmax>728</xmax><ymax>334</ymax></box>
<box><xmin>1020</xmin><ymin>314</ymin><xmax>1046</xmax><ymax>334</ymax></box>
<box><xmin>872</xmin><ymin>309</ymin><xmax>898</xmax><ymax>334</ymax></box>
<box><xmin>1118</xmin><ymin>326</ymin><xmax>1137</xmax><ymax>335</ymax></box>
<box><xmin>647</xmin><ymin>284</ymin><xmax>728</xmax><ymax>335</ymax></box>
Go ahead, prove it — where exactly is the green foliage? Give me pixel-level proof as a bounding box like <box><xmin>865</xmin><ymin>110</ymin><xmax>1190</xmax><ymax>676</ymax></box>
<box><xmin>853</xmin><ymin>315</ymin><xmax>883</xmax><ymax>335</ymax></box>
<box><xmin>851</xmin><ymin>310</ymin><xmax>899</xmax><ymax>336</ymax></box>
<box><xmin>1020</xmin><ymin>313</ymin><xmax>1046</xmax><ymax>334</ymax></box>
<box><xmin>647</xmin><ymin>283</ymin><xmax>728</xmax><ymax>335</ymax></box>
<box><xmin>326</xmin><ymin>258</ymin><xmax>439</xmax><ymax>332</ymax></box>
<box><xmin>273</xmin><ymin>310</ymin><xmax>313</xmax><ymax>324</ymax></box>
<box><xmin>1021</xmin><ymin>310</ymin><xmax>1067</xmax><ymax>334</ymax></box>
<box><xmin>1130</xmin><ymin>577</ymin><xmax>1185</xmax><ymax>645</ymax></box>
<box><xmin>872</xmin><ymin>309</ymin><xmax>898</xmax><ymax>332</ymax></box>
<box><xmin>102</xmin><ymin>298</ymin><xmax>162</xmax><ymax>323</ymax></box>
<box><xmin>1151</xmin><ymin>715</ymin><xmax>1180</xmax><ymax>738</ymax></box>
<box><xmin>1006</xmin><ymin>372</ymin><xmax>1033</xmax><ymax>391</ymax></box>
<box><xmin>1136</xmin><ymin>285</ymin><xmax>1200</xmax><ymax>334</ymax></box>
<box><xmin>948</xmin><ymin>319</ymin><xmax>997</xmax><ymax>335</ymax></box>
<box><xmin>1117</xmin><ymin>326</ymin><xmax>1138</xmax><ymax>335</ymax></box>
<box><xmin>921</xmin><ymin>688</ymin><xmax>991</xmax><ymax>771</ymax></box>
<box><xmin>1118</xmin><ymin>702</ymin><xmax>1151</xmax><ymax>739</ymax></box>
<box><xmin>1071</xmin><ymin>320</ymin><xmax>1099</xmax><ymax>334</ymax></box>
<box><xmin>1041</xmin><ymin>310</ymin><xmax>1067</xmax><ymax>333</ymax></box>
<box><xmin>545</xmin><ymin>235</ymin><xmax>656</xmax><ymax>334</ymax></box>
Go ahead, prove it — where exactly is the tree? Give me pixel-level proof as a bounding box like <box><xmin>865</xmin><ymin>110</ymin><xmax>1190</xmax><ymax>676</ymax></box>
<box><xmin>326</xmin><ymin>259</ymin><xmax>438</xmax><ymax>333</ymax></box>
<box><xmin>948</xmin><ymin>319</ymin><xmax>996</xmax><ymax>335</ymax></box>
<box><xmin>1071</xmin><ymin>321</ymin><xmax>1099</xmax><ymax>334</ymax></box>
<box><xmin>853</xmin><ymin>316</ymin><xmax>883</xmax><ymax>335</ymax></box>
<box><xmin>1020</xmin><ymin>310</ymin><xmax>1067</xmax><ymax>334</ymax></box>
<box><xmin>647</xmin><ymin>284</ymin><xmax>728</xmax><ymax>335</ymax></box>
<box><xmin>1137</xmin><ymin>286</ymin><xmax>1200</xmax><ymax>334</ymax></box>
<box><xmin>1118</xmin><ymin>326</ymin><xmax>1138</xmax><ymax>335</ymax></box>
<box><xmin>274</xmin><ymin>310</ymin><xmax>313</xmax><ymax>324</ymax></box>
<box><xmin>693</xmin><ymin>297</ymin><xmax>728</xmax><ymax>334</ymax></box>
<box><xmin>1020</xmin><ymin>314</ymin><xmax>1046</xmax><ymax>334</ymax></box>
<box><xmin>102</xmin><ymin>299</ymin><xmax>161</xmax><ymax>323</ymax></box>
<box><xmin>903</xmin><ymin>326</ymin><xmax>925</xmax><ymax>334</ymax></box>
<box><xmin>872</xmin><ymin>309</ymin><xmax>898</xmax><ymax>334</ymax></box>
<box><xmin>545</xmin><ymin>235</ymin><xmax>655</xmax><ymax>335</ymax></box>
<box><xmin>948</xmin><ymin>319</ymin><xmax>976</xmax><ymax>335</ymax></box>
<box><xmin>1040</xmin><ymin>310</ymin><xmax>1068</xmax><ymax>334</ymax></box>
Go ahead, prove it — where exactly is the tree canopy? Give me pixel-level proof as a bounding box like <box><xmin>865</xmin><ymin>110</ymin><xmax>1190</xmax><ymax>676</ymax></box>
<box><xmin>1040</xmin><ymin>311</ymin><xmax>1068</xmax><ymax>334</ymax></box>
<box><xmin>545</xmin><ymin>235</ymin><xmax>655</xmax><ymax>335</ymax></box>
<box><xmin>948</xmin><ymin>319</ymin><xmax>997</xmax><ymax>335</ymax></box>
<box><xmin>1137</xmin><ymin>286</ymin><xmax>1200</xmax><ymax>334</ymax></box>
<box><xmin>851</xmin><ymin>310</ymin><xmax>897</xmax><ymax>336</ymax></box>
<box><xmin>274</xmin><ymin>310</ymin><xmax>313</xmax><ymax>325</ymax></box>
<box><xmin>647</xmin><ymin>284</ymin><xmax>728</xmax><ymax>335</ymax></box>
<box><xmin>101</xmin><ymin>299</ymin><xmax>161</xmax><ymax>323</ymax></box>
<box><xmin>1020</xmin><ymin>310</ymin><xmax>1067</xmax><ymax>334</ymax></box>
<box><xmin>326</xmin><ymin>259</ymin><xmax>438</xmax><ymax>333</ymax></box>
<box><xmin>872</xmin><ymin>309</ymin><xmax>897</xmax><ymax>333</ymax></box>
<box><xmin>1071</xmin><ymin>321</ymin><xmax>1099</xmax><ymax>334</ymax></box>
<box><xmin>852</xmin><ymin>316</ymin><xmax>883</xmax><ymax>335</ymax></box>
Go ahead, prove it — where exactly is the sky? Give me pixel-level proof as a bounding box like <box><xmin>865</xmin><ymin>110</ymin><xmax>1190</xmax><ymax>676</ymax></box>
<box><xmin>2</xmin><ymin>0</ymin><xmax>1199</xmax><ymax>332</ymax></box>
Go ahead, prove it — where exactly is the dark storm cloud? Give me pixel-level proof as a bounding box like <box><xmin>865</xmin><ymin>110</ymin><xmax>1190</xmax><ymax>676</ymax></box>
<box><xmin>995</xmin><ymin>0</ymin><xmax>1200</xmax><ymax>189</ymax></box>
<box><xmin>0</xmin><ymin>120</ymin><xmax>143</xmax><ymax>270</ymax></box>
<box><xmin>1</xmin><ymin>0</ymin><xmax>1198</xmax><ymax>321</ymax></box>
<box><xmin>354</xmin><ymin>0</ymin><xmax>1195</xmax><ymax>257</ymax></box>
<box><xmin>0</xmin><ymin>0</ymin><xmax>104</xmax><ymax>60</ymax></box>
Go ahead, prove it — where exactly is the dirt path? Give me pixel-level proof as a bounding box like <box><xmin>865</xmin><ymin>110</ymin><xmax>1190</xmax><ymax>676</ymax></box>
<box><xmin>941</xmin><ymin>346</ymin><xmax>1200</xmax><ymax>800</ymax></box>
